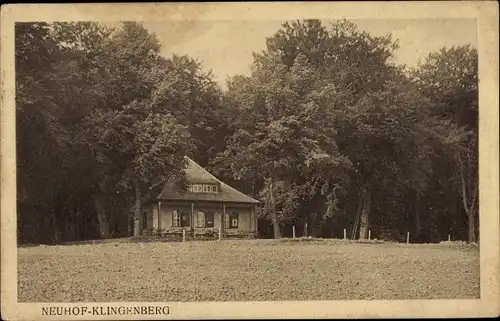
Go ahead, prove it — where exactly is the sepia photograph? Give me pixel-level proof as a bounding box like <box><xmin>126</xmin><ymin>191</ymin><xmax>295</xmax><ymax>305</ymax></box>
<box><xmin>1</xmin><ymin>2</ymin><xmax>499</xmax><ymax>320</ymax></box>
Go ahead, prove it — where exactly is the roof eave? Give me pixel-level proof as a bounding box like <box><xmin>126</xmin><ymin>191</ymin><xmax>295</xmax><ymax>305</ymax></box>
<box><xmin>156</xmin><ymin>196</ymin><xmax>259</xmax><ymax>204</ymax></box>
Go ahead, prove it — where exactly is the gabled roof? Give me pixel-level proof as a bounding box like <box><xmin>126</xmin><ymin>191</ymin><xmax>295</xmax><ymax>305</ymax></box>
<box><xmin>157</xmin><ymin>156</ymin><xmax>259</xmax><ymax>204</ymax></box>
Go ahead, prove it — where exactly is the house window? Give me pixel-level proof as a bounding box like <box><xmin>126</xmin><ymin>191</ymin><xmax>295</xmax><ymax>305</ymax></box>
<box><xmin>224</xmin><ymin>212</ymin><xmax>239</xmax><ymax>229</ymax></box>
<box><xmin>196</xmin><ymin>211</ymin><xmax>215</xmax><ymax>228</ymax></box>
<box><xmin>188</xmin><ymin>184</ymin><xmax>218</xmax><ymax>193</ymax></box>
<box><xmin>230</xmin><ymin>212</ymin><xmax>239</xmax><ymax>229</ymax></box>
<box><xmin>172</xmin><ymin>210</ymin><xmax>181</xmax><ymax>227</ymax></box>
<box><xmin>206</xmin><ymin>211</ymin><xmax>214</xmax><ymax>228</ymax></box>
<box><xmin>173</xmin><ymin>209</ymin><xmax>190</xmax><ymax>227</ymax></box>
<box><xmin>196</xmin><ymin>211</ymin><xmax>205</xmax><ymax>228</ymax></box>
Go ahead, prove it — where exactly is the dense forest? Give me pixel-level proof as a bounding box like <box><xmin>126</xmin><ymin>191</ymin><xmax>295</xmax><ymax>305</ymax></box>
<box><xmin>15</xmin><ymin>20</ymin><xmax>478</xmax><ymax>244</ymax></box>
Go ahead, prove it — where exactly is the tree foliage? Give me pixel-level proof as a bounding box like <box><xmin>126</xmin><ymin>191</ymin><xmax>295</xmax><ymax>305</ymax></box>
<box><xmin>16</xmin><ymin>22</ymin><xmax>220</xmax><ymax>242</ymax></box>
<box><xmin>412</xmin><ymin>45</ymin><xmax>478</xmax><ymax>242</ymax></box>
<box><xmin>215</xmin><ymin>20</ymin><xmax>478</xmax><ymax>241</ymax></box>
<box><xmin>16</xmin><ymin>20</ymin><xmax>479</xmax><ymax>243</ymax></box>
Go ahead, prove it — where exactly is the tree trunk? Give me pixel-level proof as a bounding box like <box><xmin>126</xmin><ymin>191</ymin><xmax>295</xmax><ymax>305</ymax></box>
<box><xmin>75</xmin><ymin>210</ymin><xmax>81</xmax><ymax>240</ymax></box>
<box><xmin>467</xmin><ymin>207</ymin><xmax>476</xmax><ymax>243</ymax></box>
<box><xmin>352</xmin><ymin>190</ymin><xmax>364</xmax><ymax>240</ymax></box>
<box><xmin>50</xmin><ymin>208</ymin><xmax>60</xmax><ymax>243</ymax></box>
<box><xmin>414</xmin><ymin>191</ymin><xmax>421</xmax><ymax>242</ymax></box>
<box><xmin>71</xmin><ymin>208</ymin><xmax>77</xmax><ymax>241</ymax></box>
<box><xmin>458</xmin><ymin>151</ymin><xmax>478</xmax><ymax>243</ymax></box>
<box><xmin>269</xmin><ymin>179</ymin><xmax>280</xmax><ymax>239</ymax></box>
<box><xmin>93</xmin><ymin>192</ymin><xmax>110</xmax><ymax>238</ymax></box>
<box><xmin>475</xmin><ymin>209</ymin><xmax>479</xmax><ymax>243</ymax></box>
<box><xmin>66</xmin><ymin>207</ymin><xmax>75</xmax><ymax>241</ymax></box>
<box><xmin>48</xmin><ymin>188</ymin><xmax>61</xmax><ymax>243</ymax></box>
<box><xmin>358</xmin><ymin>187</ymin><xmax>371</xmax><ymax>240</ymax></box>
<box><xmin>107</xmin><ymin>202</ymin><xmax>115</xmax><ymax>238</ymax></box>
<box><xmin>134</xmin><ymin>177</ymin><xmax>141</xmax><ymax>237</ymax></box>
<box><xmin>127</xmin><ymin>209</ymin><xmax>134</xmax><ymax>236</ymax></box>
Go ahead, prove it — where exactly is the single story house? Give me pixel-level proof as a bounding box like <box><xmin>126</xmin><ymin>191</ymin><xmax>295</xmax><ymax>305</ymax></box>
<box><xmin>141</xmin><ymin>156</ymin><xmax>259</xmax><ymax>238</ymax></box>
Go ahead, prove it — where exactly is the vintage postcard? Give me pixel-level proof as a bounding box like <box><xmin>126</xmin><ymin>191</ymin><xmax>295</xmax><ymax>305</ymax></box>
<box><xmin>1</xmin><ymin>1</ymin><xmax>499</xmax><ymax>320</ymax></box>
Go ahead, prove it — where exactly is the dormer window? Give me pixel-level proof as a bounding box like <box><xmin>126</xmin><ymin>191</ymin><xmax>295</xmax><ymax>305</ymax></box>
<box><xmin>188</xmin><ymin>184</ymin><xmax>218</xmax><ymax>194</ymax></box>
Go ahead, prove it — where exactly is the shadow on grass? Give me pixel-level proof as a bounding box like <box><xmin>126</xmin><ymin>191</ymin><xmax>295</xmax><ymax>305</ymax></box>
<box><xmin>277</xmin><ymin>237</ymin><xmax>479</xmax><ymax>248</ymax></box>
<box><xmin>278</xmin><ymin>236</ymin><xmax>387</xmax><ymax>244</ymax></box>
<box><xmin>18</xmin><ymin>236</ymin><xmax>479</xmax><ymax>249</ymax></box>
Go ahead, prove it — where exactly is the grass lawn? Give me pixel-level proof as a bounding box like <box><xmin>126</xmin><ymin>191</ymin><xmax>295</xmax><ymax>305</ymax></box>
<box><xmin>18</xmin><ymin>239</ymin><xmax>480</xmax><ymax>302</ymax></box>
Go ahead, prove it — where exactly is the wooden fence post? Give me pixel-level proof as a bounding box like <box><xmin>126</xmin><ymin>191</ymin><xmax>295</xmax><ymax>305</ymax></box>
<box><xmin>406</xmin><ymin>231</ymin><xmax>410</xmax><ymax>244</ymax></box>
<box><xmin>182</xmin><ymin>229</ymin><xmax>186</xmax><ymax>243</ymax></box>
<box><xmin>343</xmin><ymin>228</ymin><xmax>347</xmax><ymax>240</ymax></box>
<box><xmin>292</xmin><ymin>226</ymin><xmax>296</xmax><ymax>239</ymax></box>
<box><xmin>368</xmin><ymin>230</ymin><xmax>371</xmax><ymax>240</ymax></box>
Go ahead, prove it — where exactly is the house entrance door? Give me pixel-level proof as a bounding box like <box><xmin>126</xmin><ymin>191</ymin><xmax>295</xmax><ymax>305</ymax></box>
<box><xmin>181</xmin><ymin>210</ymin><xmax>190</xmax><ymax>227</ymax></box>
<box><xmin>206</xmin><ymin>211</ymin><xmax>214</xmax><ymax>228</ymax></box>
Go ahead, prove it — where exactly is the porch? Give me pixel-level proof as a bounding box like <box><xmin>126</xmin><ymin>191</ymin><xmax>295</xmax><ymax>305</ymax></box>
<box><xmin>141</xmin><ymin>200</ymin><xmax>258</xmax><ymax>239</ymax></box>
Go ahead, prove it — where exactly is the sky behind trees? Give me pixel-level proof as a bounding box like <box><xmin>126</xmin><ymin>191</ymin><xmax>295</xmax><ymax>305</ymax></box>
<box><xmin>143</xmin><ymin>19</ymin><xmax>477</xmax><ymax>88</ymax></box>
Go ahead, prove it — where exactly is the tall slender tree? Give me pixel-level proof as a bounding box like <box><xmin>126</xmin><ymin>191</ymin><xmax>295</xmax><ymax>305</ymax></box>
<box><xmin>412</xmin><ymin>45</ymin><xmax>478</xmax><ymax>242</ymax></box>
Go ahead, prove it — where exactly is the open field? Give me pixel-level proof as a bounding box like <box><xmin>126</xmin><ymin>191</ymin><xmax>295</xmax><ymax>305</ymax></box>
<box><xmin>18</xmin><ymin>239</ymin><xmax>480</xmax><ymax>302</ymax></box>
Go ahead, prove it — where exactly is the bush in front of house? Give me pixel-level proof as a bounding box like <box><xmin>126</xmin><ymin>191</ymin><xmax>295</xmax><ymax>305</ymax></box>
<box><xmin>224</xmin><ymin>230</ymin><xmax>256</xmax><ymax>239</ymax></box>
<box><xmin>135</xmin><ymin>227</ymin><xmax>258</xmax><ymax>242</ymax></box>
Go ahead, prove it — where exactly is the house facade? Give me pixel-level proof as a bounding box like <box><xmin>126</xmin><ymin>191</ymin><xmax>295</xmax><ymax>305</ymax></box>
<box><xmin>141</xmin><ymin>157</ymin><xmax>259</xmax><ymax>238</ymax></box>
